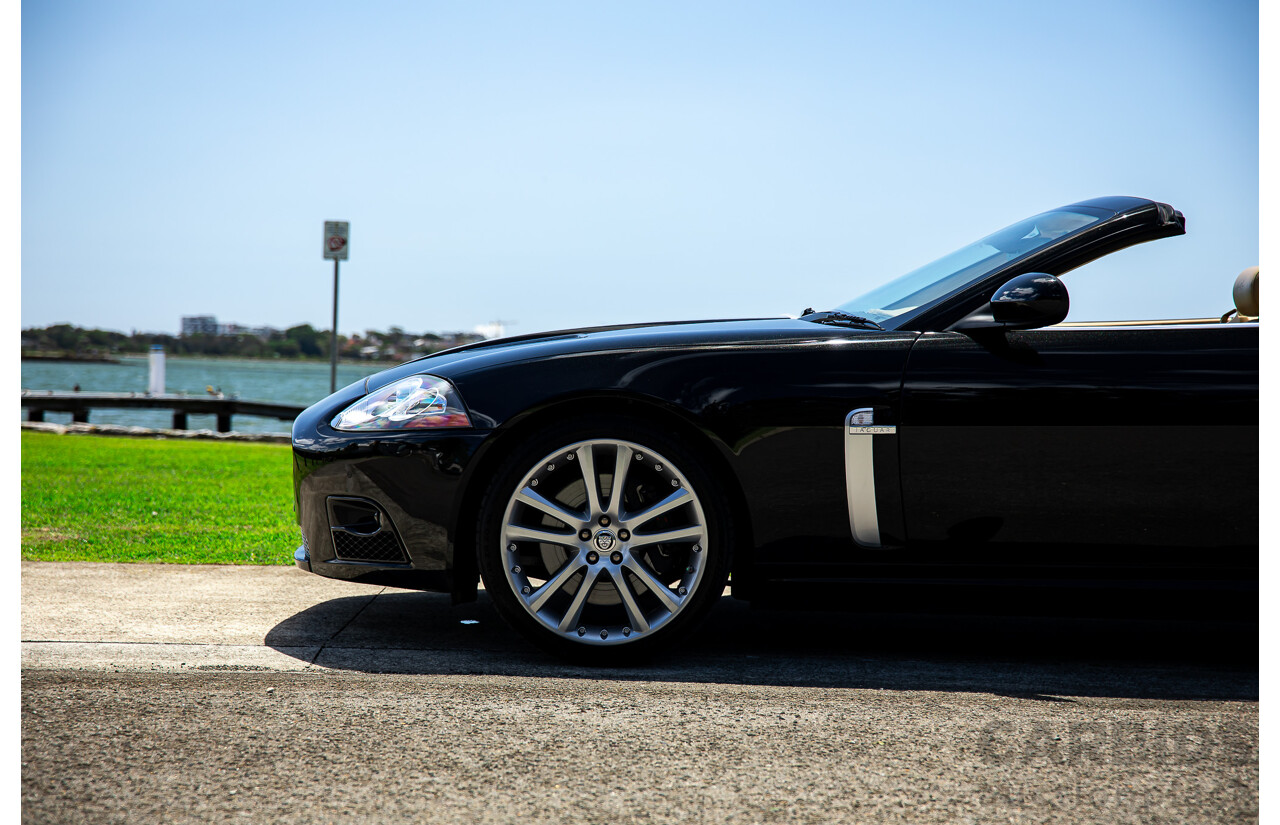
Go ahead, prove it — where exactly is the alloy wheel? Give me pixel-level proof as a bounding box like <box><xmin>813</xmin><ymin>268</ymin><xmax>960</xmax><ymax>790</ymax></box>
<box><xmin>498</xmin><ymin>439</ymin><xmax>709</xmax><ymax>646</ymax></box>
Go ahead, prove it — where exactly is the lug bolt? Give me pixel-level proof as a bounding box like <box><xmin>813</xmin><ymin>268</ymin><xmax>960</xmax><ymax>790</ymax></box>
<box><xmin>586</xmin><ymin>551</ymin><xmax>599</xmax><ymax>564</ymax></box>
<box><xmin>600</xmin><ymin>629</ymin><xmax>609</xmax><ymax>640</ymax></box>
<box><xmin>567</xmin><ymin>453</ymin><xmax>575</xmax><ymax>461</ymax></box>
<box><xmin>577</xmin><ymin>626</ymin><xmax>586</xmax><ymax>636</ymax></box>
<box><xmin>692</xmin><ymin>544</ymin><xmax>702</xmax><ymax>553</ymax></box>
<box><xmin>579</xmin><ymin>529</ymin><xmax>592</xmax><ymax>541</ymax></box>
<box><xmin>623</xmin><ymin>627</ymin><xmax>632</xmax><ymax>637</ymax></box>
<box><xmin>678</xmin><ymin>586</ymin><xmax>687</xmax><ymax>596</ymax></box>
<box><xmin>530</xmin><ymin>478</ymin><xmax>539</xmax><ymax>487</ymax></box>
<box><xmin>671</xmin><ymin>479</ymin><xmax>680</xmax><ymax>487</ymax></box>
<box><xmin>598</xmin><ymin>515</ymin><xmax>611</xmax><ymax>527</ymax></box>
<box><xmin>635</xmin><ymin>454</ymin><xmax>644</xmax><ymax>461</ymax></box>
<box><xmin>655</xmin><ymin>463</ymin><xmax>663</xmax><ymax>471</ymax></box>
<box><xmin>547</xmin><ymin>463</ymin><xmax>555</xmax><ymax>472</ymax></box>
<box><xmin>610</xmin><ymin>551</ymin><xmax>623</xmax><ymax>564</ymax></box>
<box><xmin>512</xmin><ymin>565</ymin><xmax>521</xmax><ymax>574</ymax></box>
<box><xmin>508</xmin><ymin>543</ymin><xmax>517</xmax><ymax>552</ymax></box>
<box><xmin>522</xmin><ymin>585</ymin><xmax>531</xmax><ymax>595</ymax></box>
<box><xmin>618</xmin><ymin>529</ymin><xmax>630</xmax><ymax>541</ymax></box>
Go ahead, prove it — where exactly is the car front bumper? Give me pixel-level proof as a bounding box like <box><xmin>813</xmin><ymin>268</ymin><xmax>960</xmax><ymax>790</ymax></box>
<box><xmin>292</xmin><ymin>386</ymin><xmax>492</xmax><ymax>593</ymax></box>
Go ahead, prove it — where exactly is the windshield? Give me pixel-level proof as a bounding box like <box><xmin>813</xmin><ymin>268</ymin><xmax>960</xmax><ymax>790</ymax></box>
<box><xmin>835</xmin><ymin>208</ymin><xmax>1103</xmax><ymax>326</ymax></box>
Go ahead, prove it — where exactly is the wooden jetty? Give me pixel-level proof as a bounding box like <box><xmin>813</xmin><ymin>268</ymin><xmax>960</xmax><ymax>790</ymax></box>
<box><xmin>21</xmin><ymin>391</ymin><xmax>305</xmax><ymax>433</ymax></box>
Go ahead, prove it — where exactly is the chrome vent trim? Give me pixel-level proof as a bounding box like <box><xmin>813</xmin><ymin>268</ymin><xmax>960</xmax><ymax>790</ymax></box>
<box><xmin>844</xmin><ymin>408</ymin><xmax>896</xmax><ymax>548</ymax></box>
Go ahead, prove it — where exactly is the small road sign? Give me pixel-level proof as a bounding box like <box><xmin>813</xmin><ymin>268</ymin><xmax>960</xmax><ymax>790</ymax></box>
<box><xmin>323</xmin><ymin>220</ymin><xmax>350</xmax><ymax>392</ymax></box>
<box><xmin>324</xmin><ymin>221</ymin><xmax>350</xmax><ymax>260</ymax></box>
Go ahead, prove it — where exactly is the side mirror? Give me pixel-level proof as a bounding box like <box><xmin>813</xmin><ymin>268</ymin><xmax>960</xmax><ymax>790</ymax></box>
<box><xmin>952</xmin><ymin>273</ymin><xmax>1070</xmax><ymax>331</ymax></box>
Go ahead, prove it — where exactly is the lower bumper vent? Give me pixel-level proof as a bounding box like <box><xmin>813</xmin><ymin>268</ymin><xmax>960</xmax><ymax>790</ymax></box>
<box><xmin>332</xmin><ymin>529</ymin><xmax>406</xmax><ymax>563</ymax></box>
<box><xmin>326</xmin><ymin>496</ymin><xmax>409</xmax><ymax>564</ymax></box>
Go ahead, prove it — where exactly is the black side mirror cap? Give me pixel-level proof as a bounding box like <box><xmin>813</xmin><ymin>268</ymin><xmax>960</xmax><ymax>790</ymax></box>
<box><xmin>951</xmin><ymin>273</ymin><xmax>1070</xmax><ymax>332</ymax></box>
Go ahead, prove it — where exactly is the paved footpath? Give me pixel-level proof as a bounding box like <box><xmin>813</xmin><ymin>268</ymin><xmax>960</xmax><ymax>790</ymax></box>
<box><xmin>22</xmin><ymin>561</ymin><xmax>1258</xmax><ymax>824</ymax></box>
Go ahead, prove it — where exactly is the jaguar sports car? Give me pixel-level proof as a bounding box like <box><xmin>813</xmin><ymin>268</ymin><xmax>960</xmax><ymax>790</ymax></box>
<box><xmin>292</xmin><ymin>196</ymin><xmax>1259</xmax><ymax>660</ymax></box>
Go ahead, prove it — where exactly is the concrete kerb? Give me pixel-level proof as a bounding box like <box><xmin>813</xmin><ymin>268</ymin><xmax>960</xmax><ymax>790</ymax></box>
<box><xmin>20</xmin><ymin>560</ymin><xmax>515</xmax><ymax>675</ymax></box>
<box><xmin>21</xmin><ymin>561</ymin><xmax>367</xmax><ymax>672</ymax></box>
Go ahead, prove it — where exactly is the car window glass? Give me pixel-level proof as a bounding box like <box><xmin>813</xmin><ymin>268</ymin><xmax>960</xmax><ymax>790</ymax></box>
<box><xmin>837</xmin><ymin>209</ymin><xmax>1101</xmax><ymax>326</ymax></box>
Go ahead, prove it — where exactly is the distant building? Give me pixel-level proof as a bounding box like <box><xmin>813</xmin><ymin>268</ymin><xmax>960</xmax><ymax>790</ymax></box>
<box><xmin>181</xmin><ymin>315</ymin><xmax>218</xmax><ymax>336</ymax></box>
<box><xmin>218</xmin><ymin>323</ymin><xmax>278</xmax><ymax>338</ymax></box>
<box><xmin>182</xmin><ymin>316</ymin><xmax>276</xmax><ymax>339</ymax></box>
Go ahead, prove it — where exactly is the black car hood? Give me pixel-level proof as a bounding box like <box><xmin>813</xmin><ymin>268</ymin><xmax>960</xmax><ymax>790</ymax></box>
<box><xmin>360</xmin><ymin>317</ymin><xmax>891</xmax><ymax>392</ymax></box>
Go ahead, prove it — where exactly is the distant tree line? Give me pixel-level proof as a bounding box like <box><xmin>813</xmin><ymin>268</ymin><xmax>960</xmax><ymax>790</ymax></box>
<box><xmin>20</xmin><ymin>323</ymin><xmax>484</xmax><ymax>362</ymax></box>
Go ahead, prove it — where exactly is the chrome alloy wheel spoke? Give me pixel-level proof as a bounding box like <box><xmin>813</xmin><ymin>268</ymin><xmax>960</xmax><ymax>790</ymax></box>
<box><xmin>623</xmin><ymin>486</ymin><xmax>692</xmax><ymax>528</ymax></box>
<box><xmin>611</xmin><ymin>568</ymin><xmax>651</xmax><ymax>633</ymax></box>
<box><xmin>605</xmin><ymin>444</ymin><xmax>633</xmax><ymax>518</ymax></box>
<box><xmin>626</xmin><ymin>525</ymin><xmax>704</xmax><ymax>549</ymax></box>
<box><xmin>514</xmin><ymin>485</ymin><xmax>586</xmax><ymax>529</ymax></box>
<box><xmin>504</xmin><ymin>524</ymin><xmax>577</xmax><ymax>547</ymax></box>
<box><xmin>622</xmin><ymin>555</ymin><xmax>682</xmax><ymax>613</ymax></box>
<box><xmin>557</xmin><ymin>565</ymin><xmax>603</xmax><ymax>632</ymax></box>
<box><xmin>575</xmin><ymin>444</ymin><xmax>605</xmax><ymax>517</ymax></box>
<box><xmin>528</xmin><ymin>557</ymin><xmax>587</xmax><ymax>614</ymax></box>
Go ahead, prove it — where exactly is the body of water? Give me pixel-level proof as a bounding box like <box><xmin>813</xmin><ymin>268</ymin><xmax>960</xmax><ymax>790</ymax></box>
<box><xmin>21</xmin><ymin>357</ymin><xmax>399</xmax><ymax>434</ymax></box>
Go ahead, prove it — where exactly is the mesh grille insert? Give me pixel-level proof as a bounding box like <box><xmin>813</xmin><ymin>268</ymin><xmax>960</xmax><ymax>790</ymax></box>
<box><xmin>332</xmin><ymin>529</ymin><xmax>408</xmax><ymax>563</ymax></box>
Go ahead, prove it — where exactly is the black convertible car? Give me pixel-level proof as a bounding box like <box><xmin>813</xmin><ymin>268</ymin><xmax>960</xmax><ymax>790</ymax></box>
<box><xmin>292</xmin><ymin>196</ymin><xmax>1258</xmax><ymax>660</ymax></box>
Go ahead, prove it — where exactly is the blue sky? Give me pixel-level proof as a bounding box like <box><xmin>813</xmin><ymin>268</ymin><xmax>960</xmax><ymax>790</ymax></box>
<box><xmin>21</xmin><ymin>0</ymin><xmax>1259</xmax><ymax>337</ymax></box>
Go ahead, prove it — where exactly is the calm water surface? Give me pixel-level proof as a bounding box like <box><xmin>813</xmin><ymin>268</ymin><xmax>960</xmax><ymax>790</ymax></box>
<box><xmin>21</xmin><ymin>357</ymin><xmax>399</xmax><ymax>434</ymax></box>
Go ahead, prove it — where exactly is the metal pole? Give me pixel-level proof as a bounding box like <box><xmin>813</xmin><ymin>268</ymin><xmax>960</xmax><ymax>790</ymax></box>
<box><xmin>330</xmin><ymin>258</ymin><xmax>339</xmax><ymax>394</ymax></box>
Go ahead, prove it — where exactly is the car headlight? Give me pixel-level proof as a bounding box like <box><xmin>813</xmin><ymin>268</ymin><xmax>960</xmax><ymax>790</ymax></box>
<box><xmin>331</xmin><ymin>375</ymin><xmax>472</xmax><ymax>431</ymax></box>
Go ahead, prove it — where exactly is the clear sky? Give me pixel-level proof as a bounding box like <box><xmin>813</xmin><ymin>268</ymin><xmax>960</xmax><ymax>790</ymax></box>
<box><xmin>20</xmin><ymin>0</ymin><xmax>1259</xmax><ymax>337</ymax></box>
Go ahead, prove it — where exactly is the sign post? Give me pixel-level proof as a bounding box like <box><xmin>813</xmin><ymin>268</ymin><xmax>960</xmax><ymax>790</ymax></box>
<box><xmin>323</xmin><ymin>221</ymin><xmax>350</xmax><ymax>393</ymax></box>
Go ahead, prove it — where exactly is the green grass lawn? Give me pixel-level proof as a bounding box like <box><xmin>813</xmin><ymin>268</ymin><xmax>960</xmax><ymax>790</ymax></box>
<box><xmin>21</xmin><ymin>431</ymin><xmax>297</xmax><ymax>564</ymax></box>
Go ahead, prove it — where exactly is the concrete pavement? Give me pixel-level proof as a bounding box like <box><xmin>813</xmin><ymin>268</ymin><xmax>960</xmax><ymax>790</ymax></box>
<box><xmin>21</xmin><ymin>561</ymin><xmax>1259</xmax><ymax>824</ymax></box>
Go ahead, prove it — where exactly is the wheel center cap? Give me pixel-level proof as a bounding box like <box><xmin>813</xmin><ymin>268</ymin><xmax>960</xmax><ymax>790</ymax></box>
<box><xmin>594</xmin><ymin>530</ymin><xmax>616</xmax><ymax>552</ymax></box>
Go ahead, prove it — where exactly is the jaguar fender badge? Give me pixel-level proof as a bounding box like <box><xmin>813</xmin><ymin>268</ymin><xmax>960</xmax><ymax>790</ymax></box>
<box><xmin>846</xmin><ymin>408</ymin><xmax>896</xmax><ymax>435</ymax></box>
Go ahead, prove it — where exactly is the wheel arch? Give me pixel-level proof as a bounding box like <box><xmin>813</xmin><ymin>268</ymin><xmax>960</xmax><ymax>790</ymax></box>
<box><xmin>449</xmin><ymin>392</ymin><xmax>757</xmax><ymax>604</ymax></box>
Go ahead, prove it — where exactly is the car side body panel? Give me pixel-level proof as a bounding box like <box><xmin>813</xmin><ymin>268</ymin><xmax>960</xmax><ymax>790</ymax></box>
<box><xmin>899</xmin><ymin>323</ymin><xmax>1257</xmax><ymax>573</ymax></box>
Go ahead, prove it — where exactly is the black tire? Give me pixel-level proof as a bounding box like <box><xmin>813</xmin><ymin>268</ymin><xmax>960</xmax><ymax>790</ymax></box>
<box><xmin>476</xmin><ymin>415</ymin><xmax>733</xmax><ymax>663</ymax></box>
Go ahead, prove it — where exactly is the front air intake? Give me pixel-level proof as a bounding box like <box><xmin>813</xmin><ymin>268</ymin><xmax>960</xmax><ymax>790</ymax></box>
<box><xmin>326</xmin><ymin>496</ymin><xmax>409</xmax><ymax>564</ymax></box>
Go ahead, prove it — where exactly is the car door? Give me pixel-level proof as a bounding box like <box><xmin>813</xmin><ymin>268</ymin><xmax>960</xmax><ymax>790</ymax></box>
<box><xmin>898</xmin><ymin>322</ymin><xmax>1258</xmax><ymax>566</ymax></box>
